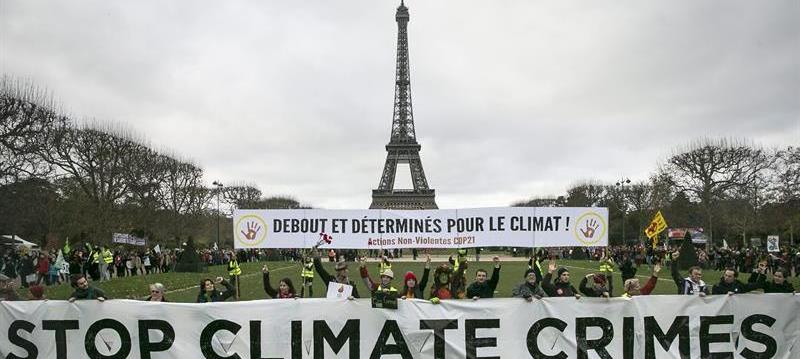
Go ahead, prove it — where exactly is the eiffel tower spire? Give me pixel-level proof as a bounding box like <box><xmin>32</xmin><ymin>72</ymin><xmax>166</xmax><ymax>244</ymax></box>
<box><xmin>370</xmin><ymin>0</ymin><xmax>437</xmax><ymax>210</ymax></box>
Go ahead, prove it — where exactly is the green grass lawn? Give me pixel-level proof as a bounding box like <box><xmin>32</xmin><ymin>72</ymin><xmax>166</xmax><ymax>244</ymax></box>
<box><xmin>17</xmin><ymin>259</ymin><xmax>800</xmax><ymax>302</ymax></box>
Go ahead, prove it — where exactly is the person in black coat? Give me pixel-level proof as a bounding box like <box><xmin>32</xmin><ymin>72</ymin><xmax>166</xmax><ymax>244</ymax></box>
<box><xmin>197</xmin><ymin>277</ymin><xmax>234</xmax><ymax>303</ymax></box>
<box><xmin>753</xmin><ymin>268</ymin><xmax>796</xmax><ymax>294</ymax></box>
<box><xmin>466</xmin><ymin>257</ymin><xmax>501</xmax><ymax>299</ymax></box>
<box><xmin>400</xmin><ymin>255</ymin><xmax>430</xmax><ymax>299</ymax></box>
<box><xmin>313</xmin><ymin>257</ymin><xmax>360</xmax><ymax>298</ymax></box>
<box><xmin>542</xmin><ymin>260</ymin><xmax>581</xmax><ymax>298</ymax></box>
<box><xmin>712</xmin><ymin>268</ymin><xmax>761</xmax><ymax>295</ymax></box>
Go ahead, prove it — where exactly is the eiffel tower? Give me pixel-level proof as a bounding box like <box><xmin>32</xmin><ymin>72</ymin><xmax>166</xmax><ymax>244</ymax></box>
<box><xmin>370</xmin><ymin>0</ymin><xmax>437</xmax><ymax>210</ymax></box>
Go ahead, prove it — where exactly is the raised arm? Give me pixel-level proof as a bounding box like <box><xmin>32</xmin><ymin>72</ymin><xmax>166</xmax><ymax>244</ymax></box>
<box><xmin>262</xmin><ymin>265</ymin><xmax>278</xmax><ymax>298</ymax></box>
<box><xmin>313</xmin><ymin>257</ymin><xmax>334</xmax><ymax>285</ymax></box>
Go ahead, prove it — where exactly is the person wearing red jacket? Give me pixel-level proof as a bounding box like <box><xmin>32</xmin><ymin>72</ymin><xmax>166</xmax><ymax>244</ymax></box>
<box><xmin>622</xmin><ymin>264</ymin><xmax>661</xmax><ymax>297</ymax></box>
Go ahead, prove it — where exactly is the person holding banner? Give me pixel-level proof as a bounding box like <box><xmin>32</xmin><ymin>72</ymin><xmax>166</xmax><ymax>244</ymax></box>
<box><xmin>760</xmin><ymin>268</ymin><xmax>796</xmax><ymax>294</ymax></box>
<box><xmin>196</xmin><ymin>277</ymin><xmax>234</xmax><ymax>303</ymax></box>
<box><xmin>400</xmin><ymin>255</ymin><xmax>431</xmax><ymax>299</ymax></box>
<box><xmin>313</xmin><ymin>256</ymin><xmax>360</xmax><ymax>298</ymax></box>
<box><xmin>670</xmin><ymin>251</ymin><xmax>708</xmax><ymax>296</ymax></box>
<box><xmin>512</xmin><ymin>267</ymin><xmax>546</xmax><ymax>301</ymax></box>
<box><xmin>712</xmin><ymin>268</ymin><xmax>762</xmax><ymax>295</ymax></box>
<box><xmin>262</xmin><ymin>264</ymin><xmax>297</xmax><ymax>299</ymax></box>
<box><xmin>621</xmin><ymin>264</ymin><xmax>661</xmax><ymax>297</ymax></box>
<box><xmin>359</xmin><ymin>259</ymin><xmax>398</xmax><ymax>296</ymax></box>
<box><xmin>145</xmin><ymin>283</ymin><xmax>168</xmax><ymax>302</ymax></box>
<box><xmin>466</xmin><ymin>256</ymin><xmax>501</xmax><ymax>299</ymax></box>
<box><xmin>68</xmin><ymin>274</ymin><xmax>107</xmax><ymax>302</ymax></box>
<box><xmin>579</xmin><ymin>272</ymin><xmax>613</xmax><ymax>298</ymax></box>
<box><xmin>429</xmin><ymin>261</ymin><xmax>468</xmax><ymax>303</ymax></box>
<box><xmin>542</xmin><ymin>260</ymin><xmax>581</xmax><ymax>299</ymax></box>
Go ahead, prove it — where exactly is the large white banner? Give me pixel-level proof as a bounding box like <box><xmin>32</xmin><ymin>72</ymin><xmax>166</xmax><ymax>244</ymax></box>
<box><xmin>232</xmin><ymin>207</ymin><xmax>609</xmax><ymax>249</ymax></box>
<box><xmin>1</xmin><ymin>295</ymin><xmax>798</xmax><ymax>358</ymax></box>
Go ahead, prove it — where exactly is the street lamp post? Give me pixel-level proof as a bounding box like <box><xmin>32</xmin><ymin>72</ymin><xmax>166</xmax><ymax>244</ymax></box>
<box><xmin>615</xmin><ymin>178</ymin><xmax>631</xmax><ymax>244</ymax></box>
<box><xmin>212</xmin><ymin>181</ymin><xmax>224</xmax><ymax>249</ymax></box>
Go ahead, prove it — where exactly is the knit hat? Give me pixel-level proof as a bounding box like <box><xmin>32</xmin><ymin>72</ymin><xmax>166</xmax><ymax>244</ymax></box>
<box><xmin>593</xmin><ymin>273</ymin><xmax>607</xmax><ymax>284</ymax></box>
<box><xmin>404</xmin><ymin>271</ymin><xmax>417</xmax><ymax>283</ymax></box>
<box><xmin>524</xmin><ymin>268</ymin><xmax>537</xmax><ymax>279</ymax></box>
<box><xmin>381</xmin><ymin>269</ymin><xmax>394</xmax><ymax>279</ymax></box>
<box><xmin>29</xmin><ymin>285</ymin><xmax>44</xmax><ymax>299</ymax></box>
<box><xmin>556</xmin><ymin>267</ymin><xmax>569</xmax><ymax>278</ymax></box>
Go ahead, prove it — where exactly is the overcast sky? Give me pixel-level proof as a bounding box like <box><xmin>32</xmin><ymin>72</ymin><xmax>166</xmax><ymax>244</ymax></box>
<box><xmin>2</xmin><ymin>0</ymin><xmax>798</xmax><ymax>209</ymax></box>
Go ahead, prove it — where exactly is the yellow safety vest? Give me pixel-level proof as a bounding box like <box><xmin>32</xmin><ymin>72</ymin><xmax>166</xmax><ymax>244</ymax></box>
<box><xmin>301</xmin><ymin>261</ymin><xmax>314</xmax><ymax>278</ymax></box>
<box><xmin>103</xmin><ymin>250</ymin><xmax>113</xmax><ymax>264</ymax></box>
<box><xmin>599</xmin><ymin>260</ymin><xmax>614</xmax><ymax>273</ymax></box>
<box><xmin>228</xmin><ymin>259</ymin><xmax>242</xmax><ymax>276</ymax></box>
<box><xmin>453</xmin><ymin>255</ymin><xmax>466</xmax><ymax>271</ymax></box>
<box><xmin>91</xmin><ymin>252</ymin><xmax>100</xmax><ymax>264</ymax></box>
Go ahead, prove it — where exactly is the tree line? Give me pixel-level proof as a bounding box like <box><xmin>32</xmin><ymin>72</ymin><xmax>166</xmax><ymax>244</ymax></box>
<box><xmin>0</xmin><ymin>77</ymin><xmax>305</xmax><ymax>249</ymax></box>
<box><xmin>514</xmin><ymin>139</ymin><xmax>799</xmax><ymax>247</ymax></box>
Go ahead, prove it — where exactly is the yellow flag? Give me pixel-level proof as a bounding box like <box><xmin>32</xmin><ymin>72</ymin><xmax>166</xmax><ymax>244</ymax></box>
<box><xmin>644</xmin><ymin>211</ymin><xmax>668</xmax><ymax>240</ymax></box>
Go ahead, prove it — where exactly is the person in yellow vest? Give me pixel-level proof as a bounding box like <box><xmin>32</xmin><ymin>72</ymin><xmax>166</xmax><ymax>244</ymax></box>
<box><xmin>101</xmin><ymin>247</ymin><xmax>113</xmax><ymax>281</ymax></box>
<box><xmin>89</xmin><ymin>245</ymin><xmax>101</xmax><ymax>281</ymax></box>
<box><xmin>449</xmin><ymin>249</ymin><xmax>468</xmax><ymax>272</ymax></box>
<box><xmin>300</xmin><ymin>256</ymin><xmax>314</xmax><ymax>298</ymax></box>
<box><xmin>227</xmin><ymin>251</ymin><xmax>242</xmax><ymax>300</ymax></box>
<box><xmin>360</xmin><ymin>260</ymin><xmax>397</xmax><ymax>295</ymax></box>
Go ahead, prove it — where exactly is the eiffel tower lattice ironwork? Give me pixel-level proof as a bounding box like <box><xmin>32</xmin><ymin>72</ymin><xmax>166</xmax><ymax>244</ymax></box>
<box><xmin>370</xmin><ymin>0</ymin><xmax>437</xmax><ymax>210</ymax></box>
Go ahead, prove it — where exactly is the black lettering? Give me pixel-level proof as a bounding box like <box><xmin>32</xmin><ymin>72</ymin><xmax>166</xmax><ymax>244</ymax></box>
<box><xmin>249</xmin><ymin>321</ymin><xmax>281</xmax><ymax>359</ymax></box>
<box><xmin>465</xmin><ymin>319</ymin><xmax>500</xmax><ymax>359</ymax></box>
<box><xmin>273</xmin><ymin>219</ymin><xmax>283</xmax><ymax>233</ymax></box>
<box><xmin>575</xmin><ymin>317</ymin><xmax>613</xmax><ymax>359</ymax></box>
<box><xmin>644</xmin><ymin>316</ymin><xmax>689</xmax><ymax>359</ymax></box>
<box><xmin>7</xmin><ymin>320</ymin><xmax>37</xmax><ymax>359</ymax></box>
<box><xmin>699</xmin><ymin>315</ymin><xmax>733</xmax><ymax>359</ymax></box>
<box><xmin>313</xmin><ymin>319</ymin><xmax>359</xmax><ymax>359</ymax></box>
<box><xmin>740</xmin><ymin>314</ymin><xmax>777</xmax><ymax>359</ymax></box>
<box><xmin>138</xmin><ymin>320</ymin><xmax>175</xmax><ymax>359</ymax></box>
<box><xmin>623</xmin><ymin>317</ymin><xmax>634</xmax><ymax>359</ymax></box>
<box><xmin>200</xmin><ymin>320</ymin><xmax>242</xmax><ymax>359</ymax></box>
<box><xmin>291</xmin><ymin>321</ymin><xmax>302</xmax><ymax>359</ymax></box>
<box><xmin>526</xmin><ymin>318</ymin><xmax>568</xmax><ymax>359</ymax></box>
<box><xmin>42</xmin><ymin>320</ymin><xmax>79</xmax><ymax>359</ymax></box>
<box><xmin>370</xmin><ymin>320</ymin><xmax>412</xmax><ymax>359</ymax></box>
<box><xmin>420</xmin><ymin>319</ymin><xmax>458</xmax><ymax>358</ymax></box>
<box><xmin>85</xmin><ymin>319</ymin><xmax>132</xmax><ymax>359</ymax></box>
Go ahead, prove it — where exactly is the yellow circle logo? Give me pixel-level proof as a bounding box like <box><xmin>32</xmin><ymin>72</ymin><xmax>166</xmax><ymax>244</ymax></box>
<box><xmin>235</xmin><ymin>214</ymin><xmax>268</xmax><ymax>247</ymax></box>
<box><xmin>573</xmin><ymin>212</ymin><xmax>607</xmax><ymax>245</ymax></box>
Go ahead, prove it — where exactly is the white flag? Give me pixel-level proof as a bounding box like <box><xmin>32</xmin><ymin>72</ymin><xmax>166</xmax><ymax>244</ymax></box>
<box><xmin>154</xmin><ymin>244</ymin><xmax>161</xmax><ymax>253</ymax></box>
<box><xmin>213</xmin><ymin>242</ymin><xmax>218</xmax><ymax>251</ymax></box>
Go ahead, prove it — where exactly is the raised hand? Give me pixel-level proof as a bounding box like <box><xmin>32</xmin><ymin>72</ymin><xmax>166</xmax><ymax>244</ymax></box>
<box><xmin>425</xmin><ymin>254</ymin><xmax>431</xmax><ymax>268</ymax></box>
<box><xmin>262</xmin><ymin>264</ymin><xmax>269</xmax><ymax>273</ymax></box>
<box><xmin>492</xmin><ymin>256</ymin><xmax>500</xmax><ymax>267</ymax></box>
<box><xmin>653</xmin><ymin>264</ymin><xmax>662</xmax><ymax>276</ymax></box>
<box><xmin>548</xmin><ymin>260</ymin><xmax>557</xmax><ymax>274</ymax></box>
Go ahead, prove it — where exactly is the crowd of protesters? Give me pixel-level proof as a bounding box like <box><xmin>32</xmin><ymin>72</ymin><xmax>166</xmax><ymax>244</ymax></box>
<box><xmin>2</xmin><ymin>241</ymin><xmax>798</xmax><ymax>304</ymax></box>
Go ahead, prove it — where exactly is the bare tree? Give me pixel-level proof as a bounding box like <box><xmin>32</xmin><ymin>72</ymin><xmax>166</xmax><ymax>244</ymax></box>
<box><xmin>660</xmin><ymin>139</ymin><xmax>773</xmax><ymax>245</ymax></box>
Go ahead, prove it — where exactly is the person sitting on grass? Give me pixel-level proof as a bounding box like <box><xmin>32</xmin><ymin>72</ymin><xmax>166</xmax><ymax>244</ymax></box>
<box><xmin>760</xmin><ymin>268</ymin><xmax>796</xmax><ymax>294</ymax></box>
<box><xmin>429</xmin><ymin>261</ymin><xmax>468</xmax><ymax>303</ymax></box>
<box><xmin>670</xmin><ymin>251</ymin><xmax>708</xmax><ymax>296</ymax></box>
<box><xmin>196</xmin><ymin>277</ymin><xmax>234</xmax><ymax>303</ymax></box>
<box><xmin>622</xmin><ymin>264</ymin><xmax>661</xmax><ymax>298</ymax></box>
<box><xmin>542</xmin><ymin>260</ymin><xmax>581</xmax><ymax>299</ymax></box>
<box><xmin>145</xmin><ymin>283</ymin><xmax>167</xmax><ymax>302</ymax></box>
<box><xmin>400</xmin><ymin>255</ymin><xmax>431</xmax><ymax>300</ymax></box>
<box><xmin>68</xmin><ymin>274</ymin><xmax>107</xmax><ymax>302</ymax></box>
<box><xmin>512</xmin><ymin>267</ymin><xmax>546</xmax><ymax>301</ymax></box>
<box><xmin>262</xmin><ymin>264</ymin><xmax>297</xmax><ymax>299</ymax></box>
<box><xmin>712</xmin><ymin>268</ymin><xmax>761</xmax><ymax>295</ymax></box>
<box><xmin>466</xmin><ymin>256</ymin><xmax>501</xmax><ymax>300</ymax></box>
